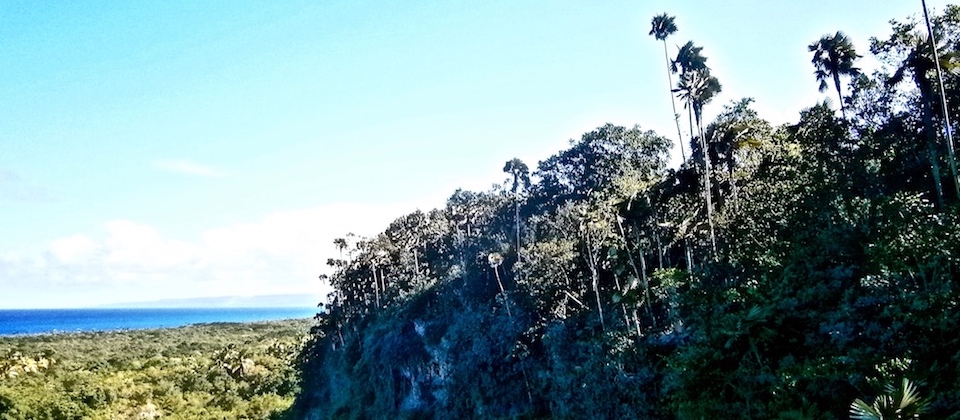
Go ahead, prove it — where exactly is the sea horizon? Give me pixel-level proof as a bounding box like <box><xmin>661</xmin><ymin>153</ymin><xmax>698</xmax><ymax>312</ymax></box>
<box><xmin>0</xmin><ymin>307</ymin><xmax>320</xmax><ymax>336</ymax></box>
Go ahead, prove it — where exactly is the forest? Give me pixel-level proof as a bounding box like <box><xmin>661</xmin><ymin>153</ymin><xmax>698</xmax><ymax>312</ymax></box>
<box><xmin>0</xmin><ymin>319</ymin><xmax>310</xmax><ymax>419</ymax></box>
<box><xmin>291</xmin><ymin>6</ymin><xmax>960</xmax><ymax>419</ymax></box>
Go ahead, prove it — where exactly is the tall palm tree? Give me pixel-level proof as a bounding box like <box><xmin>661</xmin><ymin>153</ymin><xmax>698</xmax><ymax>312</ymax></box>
<box><xmin>888</xmin><ymin>34</ymin><xmax>950</xmax><ymax>206</ymax></box>
<box><xmin>670</xmin><ymin>41</ymin><xmax>707</xmax><ymax>147</ymax></box>
<box><xmin>649</xmin><ymin>14</ymin><xmax>687</xmax><ymax>161</ymax></box>
<box><xmin>672</xmin><ymin>41</ymin><xmax>709</xmax><ymax>161</ymax></box>
<box><xmin>675</xmin><ymin>68</ymin><xmax>722</xmax><ymax>256</ymax></box>
<box><xmin>922</xmin><ymin>0</ymin><xmax>960</xmax><ymax>200</ymax></box>
<box><xmin>809</xmin><ymin>31</ymin><xmax>861</xmax><ymax>119</ymax></box>
<box><xmin>672</xmin><ymin>41</ymin><xmax>708</xmax><ymax>75</ymax></box>
<box><xmin>487</xmin><ymin>252</ymin><xmax>511</xmax><ymax>317</ymax></box>
<box><xmin>503</xmin><ymin>158</ymin><xmax>531</xmax><ymax>263</ymax></box>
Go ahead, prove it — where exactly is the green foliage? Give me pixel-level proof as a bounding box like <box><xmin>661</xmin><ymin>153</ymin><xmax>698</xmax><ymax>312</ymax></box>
<box><xmin>0</xmin><ymin>319</ymin><xmax>311</xmax><ymax>419</ymax></box>
<box><xmin>851</xmin><ymin>378</ymin><xmax>926</xmax><ymax>420</ymax></box>
<box><xmin>293</xmin><ymin>6</ymin><xmax>960</xmax><ymax>419</ymax></box>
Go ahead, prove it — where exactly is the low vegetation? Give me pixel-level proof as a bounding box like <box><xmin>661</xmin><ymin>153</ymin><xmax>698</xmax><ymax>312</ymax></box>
<box><xmin>0</xmin><ymin>318</ymin><xmax>312</xmax><ymax>420</ymax></box>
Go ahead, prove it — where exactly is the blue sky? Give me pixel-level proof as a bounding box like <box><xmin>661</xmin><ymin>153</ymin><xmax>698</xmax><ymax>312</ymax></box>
<box><xmin>0</xmin><ymin>0</ymin><xmax>949</xmax><ymax>308</ymax></box>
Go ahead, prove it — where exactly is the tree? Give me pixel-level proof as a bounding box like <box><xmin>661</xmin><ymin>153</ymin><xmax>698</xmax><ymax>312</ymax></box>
<box><xmin>922</xmin><ymin>0</ymin><xmax>960</xmax><ymax>201</ymax></box>
<box><xmin>503</xmin><ymin>158</ymin><xmax>531</xmax><ymax>264</ymax></box>
<box><xmin>675</xmin><ymin>67</ymin><xmax>722</xmax><ymax>256</ymax></box>
<box><xmin>809</xmin><ymin>31</ymin><xmax>861</xmax><ymax>119</ymax></box>
<box><xmin>649</xmin><ymin>13</ymin><xmax>687</xmax><ymax>161</ymax></box>
<box><xmin>874</xmin><ymin>27</ymin><xmax>954</xmax><ymax>206</ymax></box>
<box><xmin>487</xmin><ymin>252</ymin><xmax>511</xmax><ymax>317</ymax></box>
<box><xmin>671</xmin><ymin>41</ymin><xmax>708</xmax><ymax>75</ymax></box>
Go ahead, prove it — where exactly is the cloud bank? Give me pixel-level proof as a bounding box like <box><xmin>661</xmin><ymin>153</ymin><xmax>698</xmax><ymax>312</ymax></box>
<box><xmin>0</xmin><ymin>203</ymin><xmax>414</xmax><ymax>308</ymax></box>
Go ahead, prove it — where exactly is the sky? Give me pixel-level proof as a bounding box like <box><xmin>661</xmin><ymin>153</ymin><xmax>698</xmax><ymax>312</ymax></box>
<box><xmin>0</xmin><ymin>0</ymin><xmax>950</xmax><ymax>308</ymax></box>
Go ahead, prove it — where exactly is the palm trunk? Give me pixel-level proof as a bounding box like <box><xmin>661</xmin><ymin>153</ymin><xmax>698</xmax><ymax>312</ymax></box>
<box><xmin>696</xmin><ymin>108</ymin><xmax>718</xmax><ymax>258</ymax></box>
<box><xmin>833</xmin><ymin>71</ymin><xmax>847</xmax><ymax>120</ymax></box>
<box><xmin>923</xmin><ymin>0</ymin><xmax>960</xmax><ymax>200</ymax></box>
<box><xmin>515</xmin><ymin>193</ymin><xmax>521</xmax><ymax>264</ymax></box>
<box><xmin>493</xmin><ymin>266</ymin><xmax>512</xmax><ymax>318</ymax></box>
<box><xmin>373</xmin><ymin>274</ymin><xmax>380</xmax><ymax>309</ymax></box>
<box><xmin>727</xmin><ymin>155</ymin><xmax>740</xmax><ymax>213</ymax></box>
<box><xmin>585</xmin><ymin>239</ymin><xmax>605</xmax><ymax>332</ymax></box>
<box><xmin>638</xmin><ymin>247</ymin><xmax>655</xmax><ymax>329</ymax></box>
<box><xmin>687</xmin><ymin>106</ymin><xmax>695</xmax><ymax>165</ymax></box>
<box><xmin>615</xmin><ymin>216</ymin><xmax>655</xmax><ymax>329</ymax></box>
<box><xmin>663</xmin><ymin>40</ymin><xmax>687</xmax><ymax>161</ymax></box>
<box><xmin>922</xmin><ymin>91</ymin><xmax>946</xmax><ymax>208</ymax></box>
<box><xmin>590</xmin><ymin>262</ymin><xmax>604</xmax><ymax>332</ymax></box>
<box><xmin>379</xmin><ymin>267</ymin><xmax>386</xmax><ymax>303</ymax></box>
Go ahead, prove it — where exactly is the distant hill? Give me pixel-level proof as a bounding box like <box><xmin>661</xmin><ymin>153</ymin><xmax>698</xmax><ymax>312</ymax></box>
<box><xmin>101</xmin><ymin>294</ymin><xmax>323</xmax><ymax>308</ymax></box>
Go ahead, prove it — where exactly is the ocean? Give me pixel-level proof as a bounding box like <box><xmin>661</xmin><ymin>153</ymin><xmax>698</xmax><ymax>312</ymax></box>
<box><xmin>0</xmin><ymin>307</ymin><xmax>320</xmax><ymax>336</ymax></box>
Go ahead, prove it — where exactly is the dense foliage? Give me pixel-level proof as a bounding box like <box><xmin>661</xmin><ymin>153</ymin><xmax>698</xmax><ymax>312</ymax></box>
<box><xmin>293</xmin><ymin>6</ymin><xmax>960</xmax><ymax>419</ymax></box>
<box><xmin>0</xmin><ymin>319</ymin><xmax>311</xmax><ymax>420</ymax></box>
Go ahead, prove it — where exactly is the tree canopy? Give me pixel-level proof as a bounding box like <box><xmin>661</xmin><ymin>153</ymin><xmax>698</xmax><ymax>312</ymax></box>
<box><xmin>291</xmin><ymin>6</ymin><xmax>960</xmax><ymax>419</ymax></box>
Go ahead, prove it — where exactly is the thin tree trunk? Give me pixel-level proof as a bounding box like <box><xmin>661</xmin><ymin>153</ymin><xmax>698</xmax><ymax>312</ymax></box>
<box><xmin>663</xmin><ymin>40</ymin><xmax>687</xmax><ymax>161</ymax></box>
<box><xmin>493</xmin><ymin>266</ymin><xmax>512</xmax><ymax>318</ymax></box>
<box><xmin>515</xmin><ymin>195</ymin><xmax>522</xmax><ymax>264</ymax></box>
<box><xmin>697</xmin><ymin>111</ymin><xmax>718</xmax><ymax>258</ymax></box>
<box><xmin>648</xmin><ymin>194</ymin><xmax>665</xmax><ymax>269</ymax></box>
<box><xmin>615</xmin><ymin>216</ymin><xmax>655</xmax><ymax>330</ymax></box>
<box><xmin>379</xmin><ymin>267</ymin><xmax>386</xmax><ymax>303</ymax></box>
<box><xmin>373</xmin><ymin>270</ymin><xmax>380</xmax><ymax>310</ymax></box>
<box><xmin>923</xmin><ymin>96</ymin><xmax>946</xmax><ymax>207</ymax></box>
<box><xmin>638</xmin><ymin>247</ymin><xmax>655</xmax><ymax>329</ymax></box>
<box><xmin>590</xmin><ymin>263</ymin><xmax>604</xmax><ymax>332</ymax></box>
<box><xmin>923</xmin><ymin>0</ymin><xmax>960</xmax><ymax>200</ymax></box>
<box><xmin>833</xmin><ymin>72</ymin><xmax>847</xmax><ymax>120</ymax></box>
<box><xmin>612</xmin><ymin>272</ymin><xmax>632</xmax><ymax>333</ymax></box>
<box><xmin>585</xmin><ymin>239</ymin><xmax>605</xmax><ymax>332</ymax></box>
<box><xmin>687</xmin><ymin>106</ymin><xmax>695</xmax><ymax>164</ymax></box>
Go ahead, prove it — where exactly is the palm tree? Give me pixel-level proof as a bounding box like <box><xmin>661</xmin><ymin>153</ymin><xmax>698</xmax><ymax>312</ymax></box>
<box><xmin>487</xmin><ymin>252</ymin><xmax>511</xmax><ymax>317</ymax></box>
<box><xmin>649</xmin><ymin>14</ymin><xmax>687</xmax><ymax>161</ymax></box>
<box><xmin>922</xmin><ymin>0</ymin><xmax>960</xmax><ymax>200</ymax></box>
<box><xmin>888</xmin><ymin>33</ymin><xmax>950</xmax><ymax>206</ymax></box>
<box><xmin>675</xmin><ymin>68</ymin><xmax>722</xmax><ymax>256</ymax></box>
<box><xmin>672</xmin><ymin>41</ymin><xmax>708</xmax><ymax>75</ymax></box>
<box><xmin>672</xmin><ymin>41</ymin><xmax>710</xmax><ymax>165</ymax></box>
<box><xmin>503</xmin><ymin>158</ymin><xmax>531</xmax><ymax>263</ymax></box>
<box><xmin>809</xmin><ymin>31</ymin><xmax>861</xmax><ymax>119</ymax></box>
<box><xmin>850</xmin><ymin>378</ymin><xmax>926</xmax><ymax>419</ymax></box>
<box><xmin>333</xmin><ymin>237</ymin><xmax>347</xmax><ymax>260</ymax></box>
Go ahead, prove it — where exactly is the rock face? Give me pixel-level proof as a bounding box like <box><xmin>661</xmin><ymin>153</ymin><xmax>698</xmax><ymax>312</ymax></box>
<box><xmin>292</xmin><ymin>281</ymin><xmax>662</xmax><ymax>419</ymax></box>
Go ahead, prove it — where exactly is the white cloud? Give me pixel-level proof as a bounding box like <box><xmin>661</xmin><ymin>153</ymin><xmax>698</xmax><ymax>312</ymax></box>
<box><xmin>152</xmin><ymin>159</ymin><xmax>226</xmax><ymax>177</ymax></box>
<box><xmin>49</xmin><ymin>234</ymin><xmax>98</xmax><ymax>264</ymax></box>
<box><xmin>0</xmin><ymin>201</ymin><xmax>423</xmax><ymax>308</ymax></box>
<box><xmin>103</xmin><ymin>220</ymin><xmax>205</xmax><ymax>270</ymax></box>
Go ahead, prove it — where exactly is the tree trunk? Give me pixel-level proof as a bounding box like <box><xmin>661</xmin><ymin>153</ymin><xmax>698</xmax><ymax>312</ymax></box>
<box><xmin>697</xmin><ymin>109</ymin><xmax>718</xmax><ymax>258</ymax></box>
<box><xmin>833</xmin><ymin>71</ymin><xmax>847</xmax><ymax>120</ymax></box>
<box><xmin>923</xmin><ymin>0</ymin><xmax>960</xmax><ymax>200</ymax></box>
<box><xmin>515</xmin><ymin>194</ymin><xmax>522</xmax><ymax>264</ymax></box>
<box><xmin>615</xmin><ymin>216</ymin><xmax>655</xmax><ymax>330</ymax></box>
<box><xmin>664</xmin><ymin>40</ymin><xmax>687</xmax><ymax>162</ymax></box>
<box><xmin>372</xmin><ymin>271</ymin><xmax>380</xmax><ymax>310</ymax></box>
<box><xmin>922</xmin><ymin>93</ymin><xmax>946</xmax><ymax>208</ymax></box>
<box><xmin>638</xmin><ymin>247</ymin><xmax>655</xmax><ymax>329</ymax></box>
<box><xmin>585</xmin><ymin>239</ymin><xmax>605</xmax><ymax>332</ymax></box>
<box><xmin>493</xmin><ymin>266</ymin><xmax>512</xmax><ymax>318</ymax></box>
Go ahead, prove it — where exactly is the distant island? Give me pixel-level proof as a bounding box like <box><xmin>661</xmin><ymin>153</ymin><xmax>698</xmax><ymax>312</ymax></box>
<box><xmin>99</xmin><ymin>293</ymin><xmax>322</xmax><ymax>309</ymax></box>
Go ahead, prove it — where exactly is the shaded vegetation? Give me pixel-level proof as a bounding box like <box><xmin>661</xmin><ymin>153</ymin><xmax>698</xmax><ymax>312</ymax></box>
<box><xmin>0</xmin><ymin>319</ymin><xmax>311</xmax><ymax>420</ymax></box>
<box><xmin>293</xmin><ymin>6</ymin><xmax>960</xmax><ymax>419</ymax></box>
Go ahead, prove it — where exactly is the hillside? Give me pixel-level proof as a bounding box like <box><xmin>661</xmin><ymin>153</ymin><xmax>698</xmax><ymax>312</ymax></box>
<box><xmin>291</xmin><ymin>7</ymin><xmax>960</xmax><ymax>419</ymax></box>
